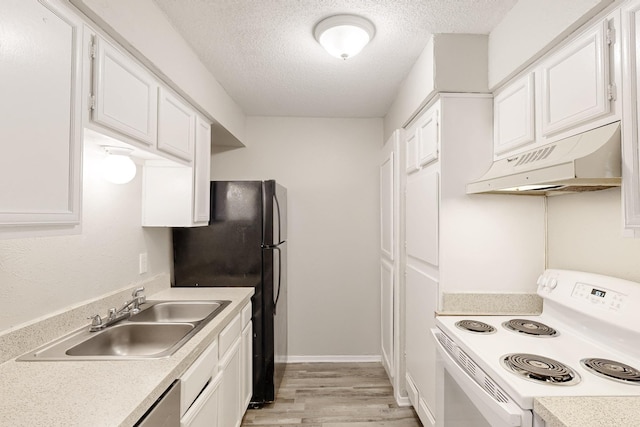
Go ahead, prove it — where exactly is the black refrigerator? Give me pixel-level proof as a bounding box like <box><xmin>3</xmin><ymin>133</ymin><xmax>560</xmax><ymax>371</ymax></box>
<box><xmin>172</xmin><ymin>180</ymin><xmax>287</xmax><ymax>407</ymax></box>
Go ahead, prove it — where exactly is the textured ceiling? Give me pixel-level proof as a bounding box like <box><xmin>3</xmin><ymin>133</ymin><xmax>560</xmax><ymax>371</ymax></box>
<box><xmin>153</xmin><ymin>0</ymin><xmax>518</xmax><ymax>118</ymax></box>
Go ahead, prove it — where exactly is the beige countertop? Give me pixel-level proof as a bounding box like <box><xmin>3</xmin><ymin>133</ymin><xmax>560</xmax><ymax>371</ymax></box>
<box><xmin>534</xmin><ymin>396</ymin><xmax>640</xmax><ymax>427</ymax></box>
<box><xmin>0</xmin><ymin>287</ymin><xmax>253</xmax><ymax>427</ymax></box>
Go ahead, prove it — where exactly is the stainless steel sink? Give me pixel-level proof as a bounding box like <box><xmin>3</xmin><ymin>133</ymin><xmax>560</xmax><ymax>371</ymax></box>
<box><xmin>66</xmin><ymin>323</ymin><xmax>194</xmax><ymax>357</ymax></box>
<box><xmin>18</xmin><ymin>300</ymin><xmax>231</xmax><ymax>361</ymax></box>
<box><xmin>128</xmin><ymin>301</ymin><xmax>227</xmax><ymax>323</ymax></box>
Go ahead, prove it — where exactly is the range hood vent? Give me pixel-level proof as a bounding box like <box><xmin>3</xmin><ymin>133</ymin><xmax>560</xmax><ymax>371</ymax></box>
<box><xmin>467</xmin><ymin>122</ymin><xmax>621</xmax><ymax>195</ymax></box>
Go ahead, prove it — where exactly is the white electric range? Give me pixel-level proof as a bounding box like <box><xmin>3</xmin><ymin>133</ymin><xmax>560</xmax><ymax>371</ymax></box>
<box><xmin>433</xmin><ymin>269</ymin><xmax>640</xmax><ymax>427</ymax></box>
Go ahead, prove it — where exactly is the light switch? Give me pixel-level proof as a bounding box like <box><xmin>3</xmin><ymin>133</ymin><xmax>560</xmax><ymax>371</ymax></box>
<box><xmin>139</xmin><ymin>253</ymin><xmax>148</xmax><ymax>274</ymax></box>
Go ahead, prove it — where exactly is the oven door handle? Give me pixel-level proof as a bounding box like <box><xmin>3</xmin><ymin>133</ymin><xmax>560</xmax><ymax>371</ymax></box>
<box><xmin>432</xmin><ymin>329</ymin><xmax>530</xmax><ymax>427</ymax></box>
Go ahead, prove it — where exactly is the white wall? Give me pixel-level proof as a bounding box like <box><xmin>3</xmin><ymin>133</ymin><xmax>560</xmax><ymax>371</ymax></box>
<box><xmin>0</xmin><ymin>138</ymin><xmax>172</xmax><ymax>332</ymax></box>
<box><xmin>547</xmin><ymin>189</ymin><xmax>640</xmax><ymax>282</ymax></box>
<box><xmin>488</xmin><ymin>0</ymin><xmax>613</xmax><ymax>88</ymax></box>
<box><xmin>211</xmin><ymin>117</ymin><xmax>383</xmax><ymax>358</ymax></box>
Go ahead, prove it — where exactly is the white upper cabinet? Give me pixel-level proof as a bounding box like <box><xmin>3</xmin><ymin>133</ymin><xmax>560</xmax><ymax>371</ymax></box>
<box><xmin>193</xmin><ymin>116</ymin><xmax>212</xmax><ymax>224</ymax></box>
<box><xmin>0</xmin><ymin>0</ymin><xmax>82</xmax><ymax>227</ymax></box>
<box><xmin>539</xmin><ymin>20</ymin><xmax>611</xmax><ymax>137</ymax></box>
<box><xmin>405</xmin><ymin>126</ymin><xmax>419</xmax><ymax>174</ymax></box>
<box><xmin>142</xmin><ymin>114</ymin><xmax>211</xmax><ymax>227</ymax></box>
<box><xmin>92</xmin><ymin>36</ymin><xmax>158</xmax><ymax>145</ymax></box>
<box><xmin>405</xmin><ymin>107</ymin><xmax>439</xmax><ymax>173</ymax></box>
<box><xmin>158</xmin><ymin>87</ymin><xmax>195</xmax><ymax>161</ymax></box>
<box><xmin>494</xmin><ymin>73</ymin><xmax>535</xmax><ymax>156</ymax></box>
<box><xmin>494</xmin><ymin>12</ymin><xmax>620</xmax><ymax>159</ymax></box>
<box><xmin>417</xmin><ymin>107</ymin><xmax>439</xmax><ymax>167</ymax></box>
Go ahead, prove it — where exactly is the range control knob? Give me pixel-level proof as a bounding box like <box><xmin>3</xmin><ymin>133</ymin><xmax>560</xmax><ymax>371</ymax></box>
<box><xmin>547</xmin><ymin>277</ymin><xmax>558</xmax><ymax>290</ymax></box>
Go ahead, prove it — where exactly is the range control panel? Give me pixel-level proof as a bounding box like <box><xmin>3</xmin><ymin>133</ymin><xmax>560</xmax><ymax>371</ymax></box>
<box><xmin>571</xmin><ymin>282</ymin><xmax>626</xmax><ymax>311</ymax></box>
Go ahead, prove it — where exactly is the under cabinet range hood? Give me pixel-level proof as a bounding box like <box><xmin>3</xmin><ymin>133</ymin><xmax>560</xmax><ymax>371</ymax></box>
<box><xmin>467</xmin><ymin>122</ymin><xmax>621</xmax><ymax>195</ymax></box>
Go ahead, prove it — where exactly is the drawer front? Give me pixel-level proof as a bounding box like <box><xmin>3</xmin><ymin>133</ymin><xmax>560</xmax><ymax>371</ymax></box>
<box><xmin>241</xmin><ymin>302</ymin><xmax>252</xmax><ymax>328</ymax></box>
<box><xmin>219</xmin><ymin>313</ymin><xmax>241</xmax><ymax>358</ymax></box>
<box><xmin>180</xmin><ymin>339</ymin><xmax>218</xmax><ymax>416</ymax></box>
<box><xmin>180</xmin><ymin>372</ymin><xmax>222</xmax><ymax>427</ymax></box>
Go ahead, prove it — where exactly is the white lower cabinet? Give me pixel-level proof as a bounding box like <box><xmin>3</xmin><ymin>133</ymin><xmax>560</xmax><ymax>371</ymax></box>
<box><xmin>181</xmin><ymin>373</ymin><xmax>222</xmax><ymax>427</ymax></box>
<box><xmin>241</xmin><ymin>303</ymin><xmax>253</xmax><ymax>409</ymax></box>
<box><xmin>218</xmin><ymin>338</ymin><xmax>242</xmax><ymax>427</ymax></box>
<box><xmin>180</xmin><ymin>302</ymin><xmax>252</xmax><ymax>427</ymax></box>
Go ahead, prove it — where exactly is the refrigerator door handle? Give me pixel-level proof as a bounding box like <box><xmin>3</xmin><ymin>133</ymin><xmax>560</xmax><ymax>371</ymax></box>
<box><xmin>273</xmin><ymin>246</ymin><xmax>282</xmax><ymax>315</ymax></box>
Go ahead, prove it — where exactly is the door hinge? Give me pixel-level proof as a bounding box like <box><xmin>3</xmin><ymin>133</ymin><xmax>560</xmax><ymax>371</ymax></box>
<box><xmin>89</xmin><ymin>41</ymin><xmax>96</xmax><ymax>59</ymax></box>
<box><xmin>606</xmin><ymin>28</ymin><xmax>615</xmax><ymax>45</ymax></box>
<box><xmin>608</xmin><ymin>83</ymin><xmax>617</xmax><ymax>101</ymax></box>
<box><xmin>89</xmin><ymin>94</ymin><xmax>96</xmax><ymax>110</ymax></box>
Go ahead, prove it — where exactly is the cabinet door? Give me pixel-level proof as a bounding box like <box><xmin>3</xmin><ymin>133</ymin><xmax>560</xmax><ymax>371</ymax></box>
<box><xmin>180</xmin><ymin>373</ymin><xmax>221</xmax><ymax>427</ymax></box>
<box><xmin>417</xmin><ymin>108</ymin><xmax>439</xmax><ymax>167</ymax></box>
<box><xmin>158</xmin><ymin>87</ymin><xmax>195</xmax><ymax>161</ymax></box>
<box><xmin>241</xmin><ymin>322</ymin><xmax>253</xmax><ymax>409</ymax></box>
<box><xmin>406</xmin><ymin>169</ymin><xmax>439</xmax><ymax>267</ymax></box>
<box><xmin>218</xmin><ymin>339</ymin><xmax>242</xmax><ymax>427</ymax></box>
<box><xmin>0</xmin><ymin>0</ymin><xmax>82</xmax><ymax>226</ymax></box>
<box><xmin>539</xmin><ymin>20</ymin><xmax>610</xmax><ymax>136</ymax></box>
<box><xmin>494</xmin><ymin>73</ymin><xmax>535</xmax><ymax>156</ymax></box>
<box><xmin>622</xmin><ymin>0</ymin><xmax>640</xmax><ymax>231</ymax></box>
<box><xmin>405</xmin><ymin>126</ymin><xmax>419</xmax><ymax>174</ymax></box>
<box><xmin>405</xmin><ymin>266</ymin><xmax>437</xmax><ymax>427</ymax></box>
<box><xmin>193</xmin><ymin>116</ymin><xmax>211</xmax><ymax>224</ymax></box>
<box><xmin>380</xmin><ymin>259</ymin><xmax>394</xmax><ymax>378</ymax></box>
<box><xmin>380</xmin><ymin>150</ymin><xmax>394</xmax><ymax>260</ymax></box>
<box><xmin>93</xmin><ymin>36</ymin><xmax>158</xmax><ymax>145</ymax></box>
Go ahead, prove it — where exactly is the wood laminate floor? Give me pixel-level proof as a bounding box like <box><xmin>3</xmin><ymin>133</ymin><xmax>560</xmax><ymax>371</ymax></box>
<box><xmin>241</xmin><ymin>362</ymin><xmax>422</xmax><ymax>427</ymax></box>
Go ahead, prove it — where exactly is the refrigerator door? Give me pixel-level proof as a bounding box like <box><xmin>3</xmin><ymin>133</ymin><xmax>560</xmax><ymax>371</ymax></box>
<box><xmin>259</xmin><ymin>180</ymin><xmax>288</xmax><ymax>403</ymax></box>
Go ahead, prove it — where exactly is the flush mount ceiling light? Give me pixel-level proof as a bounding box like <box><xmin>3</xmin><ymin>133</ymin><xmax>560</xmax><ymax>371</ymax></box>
<box><xmin>101</xmin><ymin>146</ymin><xmax>137</xmax><ymax>184</ymax></box>
<box><xmin>314</xmin><ymin>14</ymin><xmax>375</xmax><ymax>60</ymax></box>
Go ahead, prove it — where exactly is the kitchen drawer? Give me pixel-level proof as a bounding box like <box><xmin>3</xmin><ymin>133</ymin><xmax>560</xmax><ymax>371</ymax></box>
<box><xmin>180</xmin><ymin>371</ymin><xmax>222</xmax><ymax>427</ymax></box>
<box><xmin>241</xmin><ymin>302</ymin><xmax>252</xmax><ymax>328</ymax></box>
<box><xmin>219</xmin><ymin>313</ymin><xmax>241</xmax><ymax>358</ymax></box>
<box><xmin>180</xmin><ymin>339</ymin><xmax>218</xmax><ymax>416</ymax></box>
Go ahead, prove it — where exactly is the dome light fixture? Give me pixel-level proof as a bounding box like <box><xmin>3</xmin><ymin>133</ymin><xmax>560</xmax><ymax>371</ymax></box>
<box><xmin>101</xmin><ymin>146</ymin><xmax>137</xmax><ymax>184</ymax></box>
<box><xmin>314</xmin><ymin>14</ymin><xmax>375</xmax><ymax>60</ymax></box>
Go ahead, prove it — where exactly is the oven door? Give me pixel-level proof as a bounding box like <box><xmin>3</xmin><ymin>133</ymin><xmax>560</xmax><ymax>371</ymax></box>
<box><xmin>431</xmin><ymin>329</ymin><xmax>533</xmax><ymax>427</ymax></box>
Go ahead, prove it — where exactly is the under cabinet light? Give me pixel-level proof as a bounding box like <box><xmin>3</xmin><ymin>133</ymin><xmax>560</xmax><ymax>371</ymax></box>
<box><xmin>101</xmin><ymin>146</ymin><xmax>137</xmax><ymax>184</ymax></box>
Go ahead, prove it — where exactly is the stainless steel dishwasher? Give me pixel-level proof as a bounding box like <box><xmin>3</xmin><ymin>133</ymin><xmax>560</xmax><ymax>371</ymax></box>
<box><xmin>135</xmin><ymin>380</ymin><xmax>181</xmax><ymax>427</ymax></box>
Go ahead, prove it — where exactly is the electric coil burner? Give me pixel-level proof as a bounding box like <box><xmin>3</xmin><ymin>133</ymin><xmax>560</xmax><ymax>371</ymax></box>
<box><xmin>455</xmin><ymin>319</ymin><xmax>496</xmax><ymax>334</ymax></box>
<box><xmin>580</xmin><ymin>358</ymin><xmax>640</xmax><ymax>385</ymax></box>
<box><xmin>501</xmin><ymin>353</ymin><xmax>581</xmax><ymax>385</ymax></box>
<box><xmin>502</xmin><ymin>319</ymin><xmax>558</xmax><ymax>337</ymax></box>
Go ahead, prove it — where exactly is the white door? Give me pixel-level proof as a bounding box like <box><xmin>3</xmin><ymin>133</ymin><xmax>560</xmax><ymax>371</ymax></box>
<box><xmin>405</xmin><ymin>265</ymin><xmax>438</xmax><ymax>427</ymax></box>
<box><xmin>93</xmin><ymin>36</ymin><xmax>158</xmax><ymax>145</ymax></box>
<box><xmin>539</xmin><ymin>20</ymin><xmax>610</xmax><ymax>136</ymax></box>
<box><xmin>218</xmin><ymin>339</ymin><xmax>242</xmax><ymax>427</ymax></box>
<box><xmin>0</xmin><ymin>0</ymin><xmax>82</xmax><ymax>226</ymax></box>
<box><xmin>193</xmin><ymin>116</ymin><xmax>211</xmax><ymax>224</ymax></box>
<box><xmin>158</xmin><ymin>87</ymin><xmax>195</xmax><ymax>161</ymax></box>
<box><xmin>417</xmin><ymin>107</ymin><xmax>439</xmax><ymax>167</ymax></box>
<box><xmin>494</xmin><ymin>73</ymin><xmax>536</xmax><ymax>156</ymax></box>
<box><xmin>406</xmin><ymin>169</ymin><xmax>439</xmax><ymax>267</ymax></box>
<box><xmin>380</xmin><ymin>131</ymin><xmax>400</xmax><ymax>383</ymax></box>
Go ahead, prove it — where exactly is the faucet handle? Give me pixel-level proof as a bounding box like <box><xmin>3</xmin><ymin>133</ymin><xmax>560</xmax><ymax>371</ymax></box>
<box><xmin>87</xmin><ymin>314</ymin><xmax>103</xmax><ymax>331</ymax></box>
<box><xmin>132</xmin><ymin>286</ymin><xmax>146</xmax><ymax>302</ymax></box>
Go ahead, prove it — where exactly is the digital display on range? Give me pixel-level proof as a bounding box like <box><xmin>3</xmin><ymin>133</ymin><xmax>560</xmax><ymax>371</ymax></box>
<box><xmin>591</xmin><ymin>288</ymin><xmax>607</xmax><ymax>298</ymax></box>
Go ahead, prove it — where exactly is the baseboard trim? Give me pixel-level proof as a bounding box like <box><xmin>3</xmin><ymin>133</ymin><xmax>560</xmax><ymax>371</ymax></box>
<box><xmin>285</xmin><ymin>355</ymin><xmax>383</xmax><ymax>363</ymax></box>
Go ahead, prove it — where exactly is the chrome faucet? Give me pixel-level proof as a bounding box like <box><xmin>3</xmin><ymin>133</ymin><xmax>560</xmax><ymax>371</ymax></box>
<box><xmin>88</xmin><ymin>287</ymin><xmax>146</xmax><ymax>332</ymax></box>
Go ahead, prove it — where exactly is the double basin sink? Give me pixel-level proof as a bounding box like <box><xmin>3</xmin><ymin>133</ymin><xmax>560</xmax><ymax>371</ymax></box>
<box><xmin>18</xmin><ymin>300</ymin><xmax>230</xmax><ymax>361</ymax></box>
